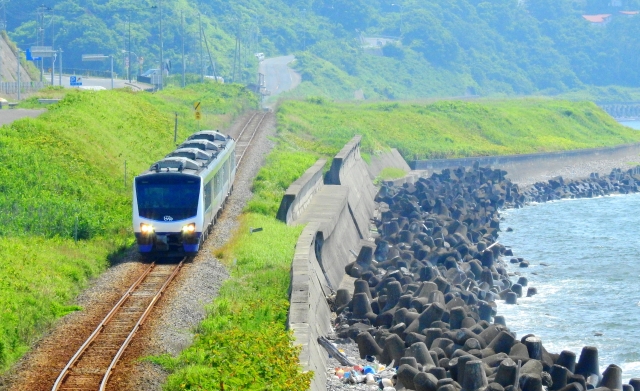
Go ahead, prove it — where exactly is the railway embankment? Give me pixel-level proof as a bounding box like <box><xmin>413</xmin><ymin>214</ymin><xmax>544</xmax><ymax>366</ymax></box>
<box><xmin>0</xmin><ymin>84</ymin><xmax>256</xmax><ymax>375</ymax></box>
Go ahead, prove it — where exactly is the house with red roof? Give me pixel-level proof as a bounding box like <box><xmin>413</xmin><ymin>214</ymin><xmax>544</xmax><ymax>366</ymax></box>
<box><xmin>582</xmin><ymin>14</ymin><xmax>613</xmax><ymax>25</ymax></box>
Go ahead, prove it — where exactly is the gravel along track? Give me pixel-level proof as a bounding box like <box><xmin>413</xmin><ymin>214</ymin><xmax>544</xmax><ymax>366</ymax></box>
<box><xmin>0</xmin><ymin>111</ymin><xmax>276</xmax><ymax>391</ymax></box>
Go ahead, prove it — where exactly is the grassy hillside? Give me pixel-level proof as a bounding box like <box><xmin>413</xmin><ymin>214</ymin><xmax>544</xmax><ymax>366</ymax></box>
<box><xmin>7</xmin><ymin>0</ymin><xmax>640</xmax><ymax>100</ymax></box>
<box><xmin>278</xmin><ymin>98</ymin><xmax>640</xmax><ymax>160</ymax></box>
<box><xmin>0</xmin><ymin>84</ymin><xmax>256</xmax><ymax>370</ymax></box>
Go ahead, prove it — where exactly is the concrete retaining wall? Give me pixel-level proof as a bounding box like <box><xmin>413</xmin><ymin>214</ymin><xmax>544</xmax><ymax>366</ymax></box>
<box><xmin>326</xmin><ymin>136</ymin><xmax>377</xmax><ymax>238</ymax></box>
<box><xmin>367</xmin><ymin>148</ymin><xmax>411</xmax><ymax>179</ymax></box>
<box><xmin>410</xmin><ymin>142</ymin><xmax>640</xmax><ymax>183</ymax></box>
<box><xmin>288</xmin><ymin>222</ymin><xmax>333</xmax><ymax>391</ymax></box>
<box><xmin>286</xmin><ymin>136</ymin><xmax>377</xmax><ymax>391</ymax></box>
<box><xmin>276</xmin><ymin>159</ymin><xmax>327</xmax><ymax>224</ymax></box>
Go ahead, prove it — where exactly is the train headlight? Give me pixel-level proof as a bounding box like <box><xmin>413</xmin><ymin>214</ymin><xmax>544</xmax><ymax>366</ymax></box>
<box><xmin>140</xmin><ymin>223</ymin><xmax>154</xmax><ymax>234</ymax></box>
<box><xmin>182</xmin><ymin>223</ymin><xmax>196</xmax><ymax>234</ymax></box>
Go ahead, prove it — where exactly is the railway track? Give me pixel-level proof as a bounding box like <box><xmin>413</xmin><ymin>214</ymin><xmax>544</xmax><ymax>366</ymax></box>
<box><xmin>47</xmin><ymin>111</ymin><xmax>270</xmax><ymax>391</ymax></box>
<box><xmin>51</xmin><ymin>260</ymin><xmax>183</xmax><ymax>391</ymax></box>
<box><xmin>235</xmin><ymin>111</ymin><xmax>267</xmax><ymax>169</ymax></box>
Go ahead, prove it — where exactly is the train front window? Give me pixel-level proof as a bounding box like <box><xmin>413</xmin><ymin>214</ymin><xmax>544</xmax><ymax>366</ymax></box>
<box><xmin>136</xmin><ymin>175</ymin><xmax>200</xmax><ymax>221</ymax></box>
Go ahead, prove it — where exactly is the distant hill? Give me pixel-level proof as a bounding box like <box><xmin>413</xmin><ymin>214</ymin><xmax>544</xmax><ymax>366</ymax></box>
<box><xmin>0</xmin><ymin>32</ymin><xmax>34</xmax><ymax>83</ymax></box>
<box><xmin>5</xmin><ymin>0</ymin><xmax>640</xmax><ymax>99</ymax></box>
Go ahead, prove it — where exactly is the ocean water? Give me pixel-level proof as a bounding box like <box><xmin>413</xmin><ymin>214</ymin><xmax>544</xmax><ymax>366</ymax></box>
<box><xmin>497</xmin><ymin>193</ymin><xmax>640</xmax><ymax>382</ymax></box>
<box><xmin>619</xmin><ymin>120</ymin><xmax>640</xmax><ymax>130</ymax></box>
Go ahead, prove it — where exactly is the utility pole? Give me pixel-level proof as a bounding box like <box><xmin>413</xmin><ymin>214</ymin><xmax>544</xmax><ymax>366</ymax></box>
<box><xmin>17</xmin><ymin>49</ymin><xmax>21</xmax><ymax>100</ymax></box>
<box><xmin>232</xmin><ymin>20</ymin><xmax>241</xmax><ymax>84</ymax></box>
<box><xmin>128</xmin><ymin>12</ymin><xmax>131</xmax><ymax>83</ymax></box>
<box><xmin>202</xmin><ymin>26</ymin><xmax>218</xmax><ymax>82</ymax></box>
<box><xmin>50</xmin><ymin>53</ymin><xmax>54</xmax><ymax>84</ymax></box>
<box><xmin>159</xmin><ymin>0</ymin><xmax>163</xmax><ymax>90</ymax></box>
<box><xmin>181</xmin><ymin>11</ymin><xmax>185</xmax><ymax>87</ymax></box>
<box><xmin>198</xmin><ymin>13</ymin><xmax>204</xmax><ymax>82</ymax></box>
<box><xmin>37</xmin><ymin>4</ymin><xmax>44</xmax><ymax>82</ymax></box>
<box><xmin>303</xmin><ymin>8</ymin><xmax>306</xmax><ymax>51</ymax></box>
<box><xmin>110</xmin><ymin>55</ymin><xmax>114</xmax><ymax>89</ymax></box>
<box><xmin>58</xmin><ymin>48</ymin><xmax>62</xmax><ymax>86</ymax></box>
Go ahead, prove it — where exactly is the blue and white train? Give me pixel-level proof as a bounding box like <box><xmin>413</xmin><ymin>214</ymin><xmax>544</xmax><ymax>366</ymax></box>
<box><xmin>132</xmin><ymin>131</ymin><xmax>236</xmax><ymax>256</ymax></box>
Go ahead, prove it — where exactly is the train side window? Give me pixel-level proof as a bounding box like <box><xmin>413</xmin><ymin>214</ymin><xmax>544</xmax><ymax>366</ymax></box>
<box><xmin>214</xmin><ymin>171</ymin><xmax>221</xmax><ymax>197</ymax></box>
<box><xmin>223</xmin><ymin>160</ymin><xmax>229</xmax><ymax>184</ymax></box>
<box><xmin>204</xmin><ymin>179</ymin><xmax>212</xmax><ymax>209</ymax></box>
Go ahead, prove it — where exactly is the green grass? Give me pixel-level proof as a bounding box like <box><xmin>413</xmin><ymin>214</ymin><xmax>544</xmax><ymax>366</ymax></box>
<box><xmin>374</xmin><ymin>167</ymin><xmax>407</xmax><ymax>185</ymax></box>
<box><xmin>0</xmin><ymin>237</ymin><xmax>120</xmax><ymax>368</ymax></box>
<box><xmin>152</xmin><ymin>142</ymin><xmax>320</xmax><ymax>389</ymax></box>
<box><xmin>277</xmin><ymin>98</ymin><xmax>640</xmax><ymax>160</ymax></box>
<box><xmin>152</xmin><ymin>107</ymin><xmax>325</xmax><ymax>389</ymax></box>
<box><xmin>0</xmin><ymin>84</ymin><xmax>256</xmax><ymax>371</ymax></box>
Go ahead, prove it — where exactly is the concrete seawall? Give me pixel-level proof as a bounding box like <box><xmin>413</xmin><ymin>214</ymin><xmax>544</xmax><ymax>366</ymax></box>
<box><xmin>367</xmin><ymin>148</ymin><xmax>411</xmax><ymax>179</ymax></box>
<box><xmin>282</xmin><ymin>136</ymin><xmax>410</xmax><ymax>390</ymax></box>
<box><xmin>326</xmin><ymin>136</ymin><xmax>377</xmax><ymax>238</ymax></box>
<box><xmin>288</xmin><ymin>222</ymin><xmax>334</xmax><ymax>391</ymax></box>
<box><xmin>410</xmin><ymin>142</ymin><xmax>640</xmax><ymax>183</ymax></box>
<box><xmin>276</xmin><ymin>159</ymin><xmax>327</xmax><ymax>224</ymax></box>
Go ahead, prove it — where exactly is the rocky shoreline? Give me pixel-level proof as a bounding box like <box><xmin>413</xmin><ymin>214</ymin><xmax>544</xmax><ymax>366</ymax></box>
<box><xmin>325</xmin><ymin>163</ymin><xmax>640</xmax><ymax>391</ymax></box>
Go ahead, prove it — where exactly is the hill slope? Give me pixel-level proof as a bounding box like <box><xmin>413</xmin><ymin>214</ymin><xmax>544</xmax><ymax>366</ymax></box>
<box><xmin>6</xmin><ymin>0</ymin><xmax>640</xmax><ymax>99</ymax></box>
<box><xmin>277</xmin><ymin>98</ymin><xmax>640</xmax><ymax>160</ymax></box>
<box><xmin>0</xmin><ymin>85</ymin><xmax>256</xmax><ymax>369</ymax></box>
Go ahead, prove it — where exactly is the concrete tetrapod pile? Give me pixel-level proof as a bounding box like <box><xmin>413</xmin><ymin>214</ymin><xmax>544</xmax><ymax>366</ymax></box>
<box><xmin>329</xmin><ymin>164</ymin><xmax>640</xmax><ymax>391</ymax></box>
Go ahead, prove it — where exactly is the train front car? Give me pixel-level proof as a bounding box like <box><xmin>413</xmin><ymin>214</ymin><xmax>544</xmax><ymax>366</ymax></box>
<box><xmin>133</xmin><ymin>130</ymin><xmax>236</xmax><ymax>257</ymax></box>
<box><xmin>133</xmin><ymin>158</ymin><xmax>204</xmax><ymax>256</ymax></box>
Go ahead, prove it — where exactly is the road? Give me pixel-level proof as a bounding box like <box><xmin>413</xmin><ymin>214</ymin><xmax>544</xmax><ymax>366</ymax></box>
<box><xmin>56</xmin><ymin>76</ymin><xmax>152</xmax><ymax>91</ymax></box>
<box><xmin>259</xmin><ymin>55</ymin><xmax>301</xmax><ymax>99</ymax></box>
<box><xmin>0</xmin><ymin>109</ymin><xmax>45</xmax><ymax>126</ymax></box>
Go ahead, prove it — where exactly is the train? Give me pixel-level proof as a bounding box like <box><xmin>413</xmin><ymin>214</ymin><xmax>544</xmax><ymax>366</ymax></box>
<box><xmin>132</xmin><ymin>130</ymin><xmax>236</xmax><ymax>256</ymax></box>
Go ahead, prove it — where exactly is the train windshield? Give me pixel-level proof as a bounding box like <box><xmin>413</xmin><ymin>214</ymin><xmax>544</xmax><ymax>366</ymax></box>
<box><xmin>136</xmin><ymin>175</ymin><xmax>201</xmax><ymax>221</ymax></box>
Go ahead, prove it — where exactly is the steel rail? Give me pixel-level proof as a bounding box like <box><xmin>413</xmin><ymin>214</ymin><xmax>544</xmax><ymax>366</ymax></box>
<box><xmin>99</xmin><ymin>259</ymin><xmax>184</xmax><ymax>391</ymax></box>
<box><xmin>51</xmin><ymin>262</ymin><xmax>157</xmax><ymax>391</ymax></box>
<box><xmin>234</xmin><ymin>112</ymin><xmax>258</xmax><ymax>143</ymax></box>
<box><xmin>235</xmin><ymin>112</ymin><xmax>267</xmax><ymax>169</ymax></box>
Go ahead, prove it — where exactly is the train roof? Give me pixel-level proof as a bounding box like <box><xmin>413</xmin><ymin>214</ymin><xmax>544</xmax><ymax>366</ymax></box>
<box><xmin>167</xmin><ymin>148</ymin><xmax>213</xmax><ymax>161</ymax></box>
<box><xmin>138</xmin><ymin>132</ymin><xmax>235</xmax><ymax>177</ymax></box>
<box><xmin>188</xmin><ymin>130</ymin><xmax>227</xmax><ymax>143</ymax></box>
<box><xmin>179</xmin><ymin>139</ymin><xmax>219</xmax><ymax>152</ymax></box>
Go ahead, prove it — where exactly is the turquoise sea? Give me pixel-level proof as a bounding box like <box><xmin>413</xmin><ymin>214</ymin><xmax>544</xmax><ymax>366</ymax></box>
<box><xmin>498</xmin><ymin>193</ymin><xmax>640</xmax><ymax>382</ymax></box>
<box><xmin>619</xmin><ymin>120</ymin><xmax>640</xmax><ymax>130</ymax></box>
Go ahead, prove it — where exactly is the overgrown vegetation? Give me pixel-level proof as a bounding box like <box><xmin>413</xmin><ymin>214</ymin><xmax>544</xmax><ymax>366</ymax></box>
<box><xmin>278</xmin><ymin>98</ymin><xmax>640</xmax><ymax>160</ymax></box>
<box><xmin>0</xmin><ymin>84</ymin><xmax>256</xmax><ymax>371</ymax></box>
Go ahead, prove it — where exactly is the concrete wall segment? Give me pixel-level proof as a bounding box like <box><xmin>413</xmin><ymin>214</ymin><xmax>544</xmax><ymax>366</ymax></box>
<box><xmin>368</xmin><ymin>148</ymin><xmax>411</xmax><ymax>179</ymax></box>
<box><xmin>276</xmin><ymin>159</ymin><xmax>327</xmax><ymax>224</ymax></box>
<box><xmin>326</xmin><ymin>135</ymin><xmax>377</xmax><ymax>237</ymax></box>
<box><xmin>288</xmin><ymin>222</ymin><xmax>332</xmax><ymax>390</ymax></box>
<box><xmin>410</xmin><ymin>142</ymin><xmax>640</xmax><ymax>183</ymax></box>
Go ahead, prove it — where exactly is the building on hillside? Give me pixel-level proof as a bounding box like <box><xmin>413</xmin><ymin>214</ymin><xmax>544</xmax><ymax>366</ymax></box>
<box><xmin>582</xmin><ymin>14</ymin><xmax>613</xmax><ymax>26</ymax></box>
<box><xmin>619</xmin><ymin>10</ymin><xmax>639</xmax><ymax>17</ymax></box>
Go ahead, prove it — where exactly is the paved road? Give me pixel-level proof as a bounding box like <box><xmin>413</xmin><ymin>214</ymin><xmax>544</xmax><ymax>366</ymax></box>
<box><xmin>55</xmin><ymin>76</ymin><xmax>152</xmax><ymax>91</ymax></box>
<box><xmin>259</xmin><ymin>55</ymin><xmax>301</xmax><ymax>98</ymax></box>
<box><xmin>0</xmin><ymin>109</ymin><xmax>45</xmax><ymax>126</ymax></box>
